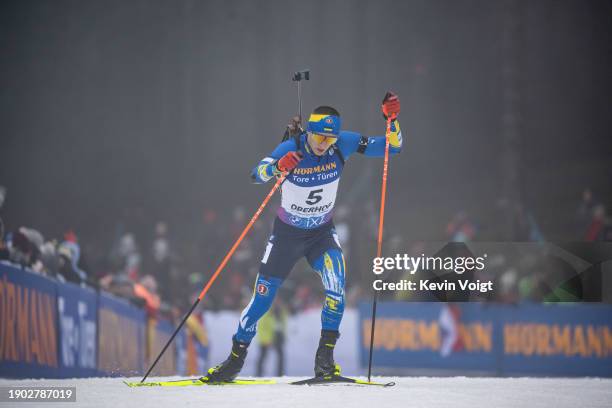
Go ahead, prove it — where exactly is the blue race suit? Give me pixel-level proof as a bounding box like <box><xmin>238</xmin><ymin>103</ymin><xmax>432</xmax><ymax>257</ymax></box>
<box><xmin>234</xmin><ymin>121</ymin><xmax>402</xmax><ymax>343</ymax></box>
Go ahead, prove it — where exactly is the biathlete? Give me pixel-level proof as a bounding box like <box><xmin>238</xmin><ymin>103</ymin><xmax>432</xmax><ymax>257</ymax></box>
<box><xmin>204</xmin><ymin>92</ymin><xmax>402</xmax><ymax>381</ymax></box>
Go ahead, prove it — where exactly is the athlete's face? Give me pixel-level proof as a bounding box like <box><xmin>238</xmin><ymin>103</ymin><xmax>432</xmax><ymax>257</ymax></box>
<box><xmin>307</xmin><ymin>132</ymin><xmax>337</xmax><ymax>156</ymax></box>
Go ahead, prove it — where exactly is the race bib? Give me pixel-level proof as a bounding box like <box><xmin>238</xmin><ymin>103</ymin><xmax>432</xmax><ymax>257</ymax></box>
<box><xmin>281</xmin><ymin>178</ymin><xmax>339</xmax><ymax>219</ymax></box>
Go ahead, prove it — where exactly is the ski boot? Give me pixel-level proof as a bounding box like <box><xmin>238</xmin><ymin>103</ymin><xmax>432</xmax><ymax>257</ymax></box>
<box><xmin>314</xmin><ymin>329</ymin><xmax>341</xmax><ymax>377</ymax></box>
<box><xmin>202</xmin><ymin>337</ymin><xmax>249</xmax><ymax>383</ymax></box>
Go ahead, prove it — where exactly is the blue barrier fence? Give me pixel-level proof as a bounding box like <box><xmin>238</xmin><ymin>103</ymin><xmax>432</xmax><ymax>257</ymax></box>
<box><xmin>0</xmin><ymin>262</ymin><xmax>208</xmax><ymax>378</ymax></box>
<box><xmin>4</xmin><ymin>261</ymin><xmax>610</xmax><ymax>378</ymax></box>
<box><xmin>359</xmin><ymin>302</ymin><xmax>612</xmax><ymax>377</ymax></box>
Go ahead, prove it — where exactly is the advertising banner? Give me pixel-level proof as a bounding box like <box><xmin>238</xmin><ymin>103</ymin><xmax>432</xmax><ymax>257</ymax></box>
<box><xmin>97</xmin><ymin>292</ymin><xmax>145</xmax><ymax>376</ymax></box>
<box><xmin>56</xmin><ymin>281</ymin><xmax>98</xmax><ymax>377</ymax></box>
<box><xmin>146</xmin><ymin>318</ymin><xmax>175</xmax><ymax>376</ymax></box>
<box><xmin>0</xmin><ymin>263</ymin><xmax>59</xmax><ymax>378</ymax></box>
<box><xmin>359</xmin><ymin>302</ymin><xmax>612</xmax><ymax>377</ymax></box>
<box><xmin>359</xmin><ymin>302</ymin><xmax>497</xmax><ymax>373</ymax></box>
<box><xmin>499</xmin><ymin>303</ymin><xmax>612</xmax><ymax>376</ymax></box>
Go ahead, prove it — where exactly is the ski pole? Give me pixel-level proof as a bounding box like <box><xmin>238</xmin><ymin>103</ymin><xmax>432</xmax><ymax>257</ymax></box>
<box><xmin>141</xmin><ymin>173</ymin><xmax>287</xmax><ymax>382</ymax></box>
<box><xmin>367</xmin><ymin>117</ymin><xmax>392</xmax><ymax>382</ymax></box>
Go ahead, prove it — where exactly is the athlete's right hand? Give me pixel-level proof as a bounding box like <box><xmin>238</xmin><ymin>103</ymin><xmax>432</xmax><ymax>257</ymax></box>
<box><xmin>276</xmin><ymin>151</ymin><xmax>303</xmax><ymax>172</ymax></box>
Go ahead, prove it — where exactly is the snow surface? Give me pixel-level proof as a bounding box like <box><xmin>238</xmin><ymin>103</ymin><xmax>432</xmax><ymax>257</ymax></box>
<box><xmin>0</xmin><ymin>376</ymin><xmax>610</xmax><ymax>408</ymax></box>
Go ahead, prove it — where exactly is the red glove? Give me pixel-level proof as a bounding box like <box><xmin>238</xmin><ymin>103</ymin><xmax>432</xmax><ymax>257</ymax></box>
<box><xmin>276</xmin><ymin>151</ymin><xmax>303</xmax><ymax>172</ymax></box>
<box><xmin>382</xmin><ymin>91</ymin><xmax>400</xmax><ymax>120</ymax></box>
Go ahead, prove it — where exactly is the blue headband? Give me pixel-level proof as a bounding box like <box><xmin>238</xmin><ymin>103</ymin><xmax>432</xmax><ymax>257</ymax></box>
<box><xmin>306</xmin><ymin>114</ymin><xmax>341</xmax><ymax>137</ymax></box>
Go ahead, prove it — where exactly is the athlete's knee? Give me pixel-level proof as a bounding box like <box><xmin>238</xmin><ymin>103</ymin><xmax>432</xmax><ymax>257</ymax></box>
<box><xmin>235</xmin><ymin>274</ymin><xmax>282</xmax><ymax>343</ymax></box>
<box><xmin>244</xmin><ymin>274</ymin><xmax>282</xmax><ymax>315</ymax></box>
<box><xmin>255</xmin><ymin>274</ymin><xmax>282</xmax><ymax>299</ymax></box>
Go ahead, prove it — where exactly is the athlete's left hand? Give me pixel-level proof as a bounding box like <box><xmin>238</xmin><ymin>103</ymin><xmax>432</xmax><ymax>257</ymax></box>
<box><xmin>382</xmin><ymin>91</ymin><xmax>400</xmax><ymax>121</ymax></box>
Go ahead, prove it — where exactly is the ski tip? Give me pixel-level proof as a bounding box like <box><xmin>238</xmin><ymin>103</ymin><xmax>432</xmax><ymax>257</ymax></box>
<box><xmin>124</xmin><ymin>380</ymin><xmax>162</xmax><ymax>387</ymax></box>
<box><xmin>123</xmin><ymin>381</ymin><xmax>141</xmax><ymax>387</ymax></box>
<box><xmin>123</xmin><ymin>379</ymin><xmax>182</xmax><ymax>387</ymax></box>
<box><xmin>354</xmin><ymin>380</ymin><xmax>395</xmax><ymax>387</ymax></box>
<box><xmin>353</xmin><ymin>379</ymin><xmax>396</xmax><ymax>387</ymax></box>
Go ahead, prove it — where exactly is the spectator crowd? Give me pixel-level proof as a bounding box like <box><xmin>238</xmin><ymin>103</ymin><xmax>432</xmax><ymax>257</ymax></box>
<box><xmin>1</xmin><ymin>185</ymin><xmax>610</xmax><ymax>321</ymax></box>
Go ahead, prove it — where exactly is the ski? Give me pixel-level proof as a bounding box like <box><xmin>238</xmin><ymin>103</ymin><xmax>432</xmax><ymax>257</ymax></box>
<box><xmin>124</xmin><ymin>377</ymin><xmax>276</xmax><ymax>387</ymax></box>
<box><xmin>290</xmin><ymin>375</ymin><xmax>395</xmax><ymax>387</ymax></box>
